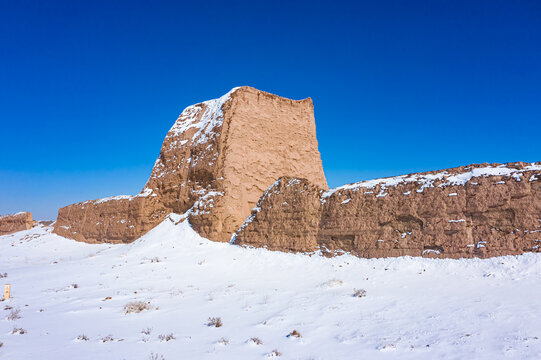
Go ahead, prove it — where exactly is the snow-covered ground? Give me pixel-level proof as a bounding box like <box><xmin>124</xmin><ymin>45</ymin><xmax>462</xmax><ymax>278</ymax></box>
<box><xmin>1</xmin><ymin>216</ymin><xmax>541</xmax><ymax>359</ymax></box>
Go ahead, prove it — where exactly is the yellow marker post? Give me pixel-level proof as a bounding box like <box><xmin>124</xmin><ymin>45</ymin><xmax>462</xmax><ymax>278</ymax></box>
<box><xmin>3</xmin><ymin>284</ymin><xmax>10</xmax><ymax>300</ymax></box>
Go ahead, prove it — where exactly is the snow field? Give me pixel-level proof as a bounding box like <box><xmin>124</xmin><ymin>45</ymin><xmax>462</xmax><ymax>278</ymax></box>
<box><xmin>1</xmin><ymin>216</ymin><xmax>541</xmax><ymax>359</ymax></box>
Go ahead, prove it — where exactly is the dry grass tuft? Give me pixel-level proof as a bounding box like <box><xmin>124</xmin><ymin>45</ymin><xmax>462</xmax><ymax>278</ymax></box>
<box><xmin>353</xmin><ymin>288</ymin><xmax>367</xmax><ymax>298</ymax></box>
<box><xmin>11</xmin><ymin>327</ymin><xmax>26</xmax><ymax>335</ymax></box>
<box><xmin>76</xmin><ymin>334</ymin><xmax>89</xmax><ymax>341</ymax></box>
<box><xmin>7</xmin><ymin>309</ymin><xmax>21</xmax><ymax>321</ymax></box>
<box><xmin>124</xmin><ymin>301</ymin><xmax>152</xmax><ymax>314</ymax></box>
<box><xmin>249</xmin><ymin>337</ymin><xmax>263</xmax><ymax>345</ymax></box>
<box><xmin>320</xmin><ymin>278</ymin><xmax>343</xmax><ymax>288</ymax></box>
<box><xmin>158</xmin><ymin>333</ymin><xmax>176</xmax><ymax>342</ymax></box>
<box><xmin>217</xmin><ymin>337</ymin><xmax>229</xmax><ymax>345</ymax></box>
<box><xmin>101</xmin><ymin>334</ymin><xmax>114</xmax><ymax>342</ymax></box>
<box><xmin>148</xmin><ymin>353</ymin><xmax>165</xmax><ymax>360</ymax></box>
<box><xmin>269</xmin><ymin>349</ymin><xmax>282</xmax><ymax>357</ymax></box>
<box><xmin>206</xmin><ymin>317</ymin><xmax>223</xmax><ymax>327</ymax></box>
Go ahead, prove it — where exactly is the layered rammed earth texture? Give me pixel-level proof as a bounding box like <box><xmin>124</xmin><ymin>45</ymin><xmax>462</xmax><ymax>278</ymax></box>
<box><xmin>54</xmin><ymin>86</ymin><xmax>327</xmax><ymax>243</ymax></box>
<box><xmin>233</xmin><ymin>162</ymin><xmax>541</xmax><ymax>259</ymax></box>
<box><xmin>0</xmin><ymin>212</ymin><xmax>35</xmax><ymax>235</ymax></box>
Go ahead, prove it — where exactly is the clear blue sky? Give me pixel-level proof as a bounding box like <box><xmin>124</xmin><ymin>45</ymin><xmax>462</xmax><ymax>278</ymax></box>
<box><xmin>1</xmin><ymin>0</ymin><xmax>540</xmax><ymax>220</ymax></box>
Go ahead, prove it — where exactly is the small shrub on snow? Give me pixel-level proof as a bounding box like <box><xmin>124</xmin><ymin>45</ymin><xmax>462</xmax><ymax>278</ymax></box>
<box><xmin>249</xmin><ymin>337</ymin><xmax>263</xmax><ymax>345</ymax></box>
<box><xmin>217</xmin><ymin>337</ymin><xmax>229</xmax><ymax>345</ymax></box>
<box><xmin>320</xmin><ymin>278</ymin><xmax>343</xmax><ymax>288</ymax></box>
<box><xmin>287</xmin><ymin>330</ymin><xmax>302</xmax><ymax>338</ymax></box>
<box><xmin>158</xmin><ymin>333</ymin><xmax>176</xmax><ymax>342</ymax></box>
<box><xmin>140</xmin><ymin>257</ymin><xmax>161</xmax><ymax>264</ymax></box>
<box><xmin>124</xmin><ymin>301</ymin><xmax>152</xmax><ymax>314</ymax></box>
<box><xmin>76</xmin><ymin>334</ymin><xmax>89</xmax><ymax>341</ymax></box>
<box><xmin>353</xmin><ymin>288</ymin><xmax>367</xmax><ymax>298</ymax></box>
<box><xmin>7</xmin><ymin>309</ymin><xmax>21</xmax><ymax>320</ymax></box>
<box><xmin>141</xmin><ymin>327</ymin><xmax>152</xmax><ymax>342</ymax></box>
<box><xmin>101</xmin><ymin>334</ymin><xmax>114</xmax><ymax>343</ymax></box>
<box><xmin>206</xmin><ymin>317</ymin><xmax>223</xmax><ymax>327</ymax></box>
<box><xmin>148</xmin><ymin>353</ymin><xmax>165</xmax><ymax>360</ymax></box>
<box><xmin>0</xmin><ymin>272</ymin><xmax>7</xmax><ymax>278</ymax></box>
<box><xmin>11</xmin><ymin>327</ymin><xmax>26</xmax><ymax>335</ymax></box>
<box><xmin>268</xmin><ymin>349</ymin><xmax>282</xmax><ymax>357</ymax></box>
<box><xmin>3</xmin><ymin>305</ymin><xmax>13</xmax><ymax>310</ymax></box>
<box><xmin>0</xmin><ymin>341</ymin><xmax>3</xmax><ymax>347</ymax></box>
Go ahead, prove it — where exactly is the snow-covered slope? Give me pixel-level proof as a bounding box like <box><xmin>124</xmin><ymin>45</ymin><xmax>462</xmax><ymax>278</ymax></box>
<box><xmin>1</xmin><ymin>217</ymin><xmax>541</xmax><ymax>359</ymax></box>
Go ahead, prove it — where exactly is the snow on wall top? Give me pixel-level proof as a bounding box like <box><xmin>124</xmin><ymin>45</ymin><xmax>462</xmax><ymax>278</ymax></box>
<box><xmin>322</xmin><ymin>163</ymin><xmax>541</xmax><ymax>199</ymax></box>
<box><xmin>0</xmin><ymin>211</ymin><xmax>28</xmax><ymax>220</ymax></box>
<box><xmin>166</xmin><ymin>87</ymin><xmax>241</xmax><ymax>147</ymax></box>
<box><xmin>77</xmin><ymin>187</ymin><xmax>157</xmax><ymax>206</ymax></box>
<box><xmin>147</xmin><ymin>87</ymin><xmax>242</xmax><ymax>182</ymax></box>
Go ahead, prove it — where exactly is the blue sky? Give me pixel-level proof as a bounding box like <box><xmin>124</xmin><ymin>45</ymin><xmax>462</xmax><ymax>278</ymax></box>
<box><xmin>1</xmin><ymin>0</ymin><xmax>540</xmax><ymax>219</ymax></box>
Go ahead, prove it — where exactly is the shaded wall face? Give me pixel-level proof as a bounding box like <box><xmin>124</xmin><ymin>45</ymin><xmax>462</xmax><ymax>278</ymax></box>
<box><xmin>143</xmin><ymin>101</ymin><xmax>225</xmax><ymax>214</ymax></box>
<box><xmin>233</xmin><ymin>178</ymin><xmax>324</xmax><ymax>252</ymax></box>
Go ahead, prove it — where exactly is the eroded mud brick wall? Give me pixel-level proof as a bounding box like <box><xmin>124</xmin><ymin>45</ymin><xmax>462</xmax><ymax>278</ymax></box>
<box><xmin>54</xmin><ymin>87</ymin><xmax>327</xmax><ymax>243</ymax></box>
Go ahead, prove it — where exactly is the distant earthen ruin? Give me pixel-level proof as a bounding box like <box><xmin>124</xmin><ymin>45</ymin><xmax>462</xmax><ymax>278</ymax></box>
<box><xmin>51</xmin><ymin>86</ymin><xmax>541</xmax><ymax>259</ymax></box>
<box><xmin>0</xmin><ymin>212</ymin><xmax>35</xmax><ymax>235</ymax></box>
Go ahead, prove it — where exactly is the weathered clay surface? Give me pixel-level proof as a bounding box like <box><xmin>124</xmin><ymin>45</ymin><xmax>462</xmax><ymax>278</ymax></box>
<box><xmin>54</xmin><ymin>195</ymin><xmax>164</xmax><ymax>243</ymax></box>
<box><xmin>54</xmin><ymin>86</ymin><xmax>327</xmax><ymax>243</ymax></box>
<box><xmin>233</xmin><ymin>162</ymin><xmax>541</xmax><ymax>259</ymax></box>
<box><xmin>0</xmin><ymin>212</ymin><xmax>35</xmax><ymax>235</ymax></box>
